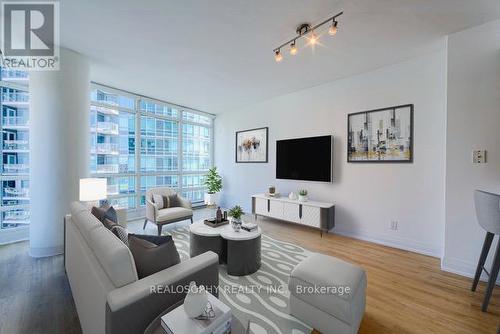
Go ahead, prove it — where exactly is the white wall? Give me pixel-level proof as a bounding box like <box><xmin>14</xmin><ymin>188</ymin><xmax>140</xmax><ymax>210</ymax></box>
<box><xmin>442</xmin><ymin>20</ymin><xmax>500</xmax><ymax>278</ymax></box>
<box><xmin>215</xmin><ymin>45</ymin><xmax>448</xmax><ymax>257</ymax></box>
<box><xmin>29</xmin><ymin>48</ymin><xmax>90</xmax><ymax>257</ymax></box>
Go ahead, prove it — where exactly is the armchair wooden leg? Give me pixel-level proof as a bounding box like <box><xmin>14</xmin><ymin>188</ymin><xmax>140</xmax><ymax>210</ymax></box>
<box><xmin>190</xmin><ymin>217</ymin><xmax>193</xmax><ymax>224</ymax></box>
<box><xmin>143</xmin><ymin>219</ymin><xmax>148</xmax><ymax>230</ymax></box>
<box><xmin>157</xmin><ymin>224</ymin><xmax>162</xmax><ymax>236</ymax></box>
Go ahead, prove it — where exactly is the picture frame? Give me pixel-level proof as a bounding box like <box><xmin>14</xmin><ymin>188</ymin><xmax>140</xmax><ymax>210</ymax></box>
<box><xmin>347</xmin><ymin>104</ymin><xmax>414</xmax><ymax>163</ymax></box>
<box><xmin>235</xmin><ymin>127</ymin><xmax>269</xmax><ymax>163</ymax></box>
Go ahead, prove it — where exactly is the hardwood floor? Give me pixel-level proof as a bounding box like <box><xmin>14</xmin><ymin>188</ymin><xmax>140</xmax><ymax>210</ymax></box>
<box><xmin>250</xmin><ymin>215</ymin><xmax>500</xmax><ymax>334</ymax></box>
<box><xmin>1</xmin><ymin>208</ymin><xmax>499</xmax><ymax>334</ymax></box>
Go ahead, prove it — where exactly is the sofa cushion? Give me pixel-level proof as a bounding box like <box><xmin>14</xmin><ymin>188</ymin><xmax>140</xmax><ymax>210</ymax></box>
<box><xmin>152</xmin><ymin>194</ymin><xmax>165</xmax><ymax>209</ymax></box>
<box><xmin>128</xmin><ymin>234</ymin><xmax>181</xmax><ymax>278</ymax></box>
<box><xmin>110</xmin><ymin>224</ymin><xmax>129</xmax><ymax>247</ymax></box>
<box><xmin>157</xmin><ymin>207</ymin><xmax>192</xmax><ymax>222</ymax></box>
<box><xmin>163</xmin><ymin>194</ymin><xmax>179</xmax><ymax>208</ymax></box>
<box><xmin>71</xmin><ymin>203</ymin><xmax>103</xmax><ymax>245</ymax></box>
<box><xmin>87</xmin><ymin>225</ymin><xmax>138</xmax><ymax>288</ymax></box>
<box><xmin>91</xmin><ymin>205</ymin><xmax>118</xmax><ymax>229</ymax></box>
<box><xmin>289</xmin><ymin>253</ymin><xmax>366</xmax><ymax>325</ymax></box>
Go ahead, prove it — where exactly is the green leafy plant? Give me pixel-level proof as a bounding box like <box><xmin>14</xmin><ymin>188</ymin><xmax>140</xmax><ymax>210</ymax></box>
<box><xmin>204</xmin><ymin>167</ymin><xmax>222</xmax><ymax>194</ymax></box>
<box><xmin>228</xmin><ymin>205</ymin><xmax>244</xmax><ymax>220</ymax></box>
<box><xmin>299</xmin><ymin>189</ymin><xmax>308</xmax><ymax>196</ymax></box>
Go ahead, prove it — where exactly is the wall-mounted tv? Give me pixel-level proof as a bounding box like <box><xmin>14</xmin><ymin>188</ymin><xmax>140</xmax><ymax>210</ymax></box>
<box><xmin>276</xmin><ymin>135</ymin><xmax>332</xmax><ymax>182</ymax></box>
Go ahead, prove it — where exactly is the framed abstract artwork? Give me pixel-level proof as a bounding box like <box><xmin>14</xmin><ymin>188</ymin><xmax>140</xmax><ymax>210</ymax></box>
<box><xmin>235</xmin><ymin>127</ymin><xmax>269</xmax><ymax>163</ymax></box>
<box><xmin>347</xmin><ymin>104</ymin><xmax>413</xmax><ymax>163</ymax></box>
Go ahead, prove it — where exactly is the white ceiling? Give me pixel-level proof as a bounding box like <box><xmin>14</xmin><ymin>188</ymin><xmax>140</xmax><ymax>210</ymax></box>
<box><xmin>60</xmin><ymin>0</ymin><xmax>500</xmax><ymax>114</ymax></box>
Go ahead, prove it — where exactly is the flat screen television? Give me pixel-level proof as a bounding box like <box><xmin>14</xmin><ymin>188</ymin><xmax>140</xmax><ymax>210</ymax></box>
<box><xmin>276</xmin><ymin>135</ymin><xmax>332</xmax><ymax>182</ymax></box>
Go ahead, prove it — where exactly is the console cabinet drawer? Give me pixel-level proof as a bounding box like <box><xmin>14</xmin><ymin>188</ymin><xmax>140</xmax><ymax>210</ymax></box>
<box><xmin>283</xmin><ymin>202</ymin><xmax>300</xmax><ymax>223</ymax></box>
<box><xmin>269</xmin><ymin>201</ymin><xmax>284</xmax><ymax>219</ymax></box>
<box><xmin>255</xmin><ymin>198</ymin><xmax>268</xmax><ymax>215</ymax></box>
<box><xmin>300</xmin><ymin>205</ymin><xmax>321</xmax><ymax>228</ymax></box>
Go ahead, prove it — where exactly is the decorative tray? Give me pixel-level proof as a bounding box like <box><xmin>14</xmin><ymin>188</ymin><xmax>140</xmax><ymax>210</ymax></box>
<box><xmin>204</xmin><ymin>218</ymin><xmax>229</xmax><ymax>228</ymax></box>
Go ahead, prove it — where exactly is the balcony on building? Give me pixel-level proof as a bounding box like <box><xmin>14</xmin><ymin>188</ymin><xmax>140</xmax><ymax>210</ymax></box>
<box><xmin>0</xmin><ymin>69</ymin><xmax>29</xmax><ymax>82</ymax></box>
<box><xmin>91</xmin><ymin>122</ymin><xmax>119</xmax><ymax>135</ymax></box>
<box><xmin>3</xmin><ymin>163</ymin><xmax>29</xmax><ymax>175</ymax></box>
<box><xmin>1</xmin><ymin>91</ymin><xmax>29</xmax><ymax>106</ymax></box>
<box><xmin>2</xmin><ymin>116</ymin><xmax>29</xmax><ymax>129</ymax></box>
<box><xmin>91</xmin><ymin>105</ymin><xmax>119</xmax><ymax>116</ymax></box>
<box><xmin>96</xmin><ymin>164</ymin><xmax>119</xmax><ymax>174</ymax></box>
<box><xmin>3</xmin><ymin>140</ymin><xmax>29</xmax><ymax>153</ymax></box>
<box><xmin>92</xmin><ymin>143</ymin><xmax>119</xmax><ymax>155</ymax></box>
<box><xmin>2</xmin><ymin>209</ymin><xmax>30</xmax><ymax>227</ymax></box>
<box><xmin>3</xmin><ymin>187</ymin><xmax>29</xmax><ymax>200</ymax></box>
<box><xmin>107</xmin><ymin>184</ymin><xmax>119</xmax><ymax>195</ymax></box>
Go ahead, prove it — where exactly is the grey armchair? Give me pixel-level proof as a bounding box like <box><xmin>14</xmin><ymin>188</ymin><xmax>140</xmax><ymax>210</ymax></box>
<box><xmin>144</xmin><ymin>187</ymin><xmax>194</xmax><ymax>235</ymax></box>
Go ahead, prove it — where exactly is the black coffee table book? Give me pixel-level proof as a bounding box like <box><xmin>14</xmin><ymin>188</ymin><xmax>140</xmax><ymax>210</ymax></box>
<box><xmin>204</xmin><ymin>218</ymin><xmax>229</xmax><ymax>228</ymax></box>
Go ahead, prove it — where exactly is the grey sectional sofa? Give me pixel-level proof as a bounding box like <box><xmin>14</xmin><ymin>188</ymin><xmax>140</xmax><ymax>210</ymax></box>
<box><xmin>65</xmin><ymin>201</ymin><xmax>219</xmax><ymax>334</ymax></box>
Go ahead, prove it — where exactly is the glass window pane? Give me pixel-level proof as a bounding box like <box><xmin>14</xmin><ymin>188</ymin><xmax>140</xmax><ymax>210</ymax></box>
<box><xmin>182</xmin><ymin>123</ymin><xmax>210</xmax><ymax>172</ymax></box>
<box><xmin>139</xmin><ymin>100</ymin><xmax>178</xmax><ymax>118</ymax></box>
<box><xmin>140</xmin><ymin>115</ymin><xmax>178</xmax><ymax>172</ymax></box>
<box><xmin>182</xmin><ymin>111</ymin><xmax>211</xmax><ymax>125</ymax></box>
<box><xmin>1</xmin><ymin>71</ymin><xmax>30</xmax><ymax>233</ymax></box>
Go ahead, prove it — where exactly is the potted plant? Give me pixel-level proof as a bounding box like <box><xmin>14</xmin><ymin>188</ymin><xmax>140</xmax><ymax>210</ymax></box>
<box><xmin>204</xmin><ymin>167</ymin><xmax>222</xmax><ymax>206</ymax></box>
<box><xmin>298</xmin><ymin>189</ymin><xmax>308</xmax><ymax>202</ymax></box>
<box><xmin>228</xmin><ymin>205</ymin><xmax>244</xmax><ymax>232</ymax></box>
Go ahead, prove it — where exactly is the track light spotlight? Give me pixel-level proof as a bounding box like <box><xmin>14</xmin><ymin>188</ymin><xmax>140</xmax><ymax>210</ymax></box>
<box><xmin>290</xmin><ymin>41</ymin><xmax>297</xmax><ymax>55</ymax></box>
<box><xmin>275</xmin><ymin>49</ymin><xmax>283</xmax><ymax>62</ymax></box>
<box><xmin>308</xmin><ymin>31</ymin><xmax>318</xmax><ymax>45</ymax></box>
<box><xmin>328</xmin><ymin>20</ymin><xmax>338</xmax><ymax>36</ymax></box>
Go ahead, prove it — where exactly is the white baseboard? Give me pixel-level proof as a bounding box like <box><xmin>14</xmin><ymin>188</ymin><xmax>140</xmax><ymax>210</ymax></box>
<box><xmin>333</xmin><ymin>227</ymin><xmax>441</xmax><ymax>258</ymax></box>
<box><xmin>441</xmin><ymin>256</ymin><xmax>500</xmax><ymax>284</ymax></box>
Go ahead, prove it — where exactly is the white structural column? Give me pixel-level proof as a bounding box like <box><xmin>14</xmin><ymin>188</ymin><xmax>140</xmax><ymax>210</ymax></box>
<box><xmin>29</xmin><ymin>48</ymin><xmax>90</xmax><ymax>257</ymax></box>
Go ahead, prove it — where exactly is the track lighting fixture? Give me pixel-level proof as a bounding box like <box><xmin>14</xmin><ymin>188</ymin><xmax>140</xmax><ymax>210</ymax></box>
<box><xmin>290</xmin><ymin>41</ymin><xmax>297</xmax><ymax>55</ymax></box>
<box><xmin>274</xmin><ymin>49</ymin><xmax>283</xmax><ymax>62</ymax></box>
<box><xmin>273</xmin><ymin>11</ymin><xmax>343</xmax><ymax>62</ymax></box>
<box><xmin>328</xmin><ymin>20</ymin><xmax>338</xmax><ymax>36</ymax></box>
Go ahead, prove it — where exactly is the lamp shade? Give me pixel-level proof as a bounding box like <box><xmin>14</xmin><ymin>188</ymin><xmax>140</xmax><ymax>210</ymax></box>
<box><xmin>79</xmin><ymin>178</ymin><xmax>107</xmax><ymax>201</ymax></box>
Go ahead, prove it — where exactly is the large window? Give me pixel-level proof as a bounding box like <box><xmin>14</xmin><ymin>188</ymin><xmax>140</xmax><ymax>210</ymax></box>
<box><xmin>0</xmin><ymin>68</ymin><xmax>30</xmax><ymax>242</ymax></box>
<box><xmin>89</xmin><ymin>84</ymin><xmax>213</xmax><ymax>214</ymax></box>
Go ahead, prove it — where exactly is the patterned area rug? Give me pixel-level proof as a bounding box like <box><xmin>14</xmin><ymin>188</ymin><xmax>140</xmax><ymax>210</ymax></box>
<box><xmin>168</xmin><ymin>226</ymin><xmax>313</xmax><ymax>334</ymax></box>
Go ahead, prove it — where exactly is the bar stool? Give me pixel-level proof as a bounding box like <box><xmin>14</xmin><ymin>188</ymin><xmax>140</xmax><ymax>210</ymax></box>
<box><xmin>471</xmin><ymin>190</ymin><xmax>500</xmax><ymax>312</ymax></box>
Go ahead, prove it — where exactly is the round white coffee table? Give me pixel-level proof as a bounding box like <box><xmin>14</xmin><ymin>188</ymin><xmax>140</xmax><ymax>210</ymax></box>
<box><xmin>189</xmin><ymin>221</ymin><xmax>262</xmax><ymax>276</ymax></box>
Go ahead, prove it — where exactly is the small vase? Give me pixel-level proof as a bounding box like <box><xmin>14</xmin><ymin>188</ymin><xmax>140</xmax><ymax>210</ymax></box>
<box><xmin>298</xmin><ymin>195</ymin><xmax>308</xmax><ymax>202</ymax></box>
<box><xmin>184</xmin><ymin>281</ymin><xmax>208</xmax><ymax>318</ymax></box>
<box><xmin>231</xmin><ymin>218</ymin><xmax>242</xmax><ymax>232</ymax></box>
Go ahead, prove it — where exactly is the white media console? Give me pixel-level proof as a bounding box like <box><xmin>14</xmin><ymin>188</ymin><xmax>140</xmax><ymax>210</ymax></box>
<box><xmin>251</xmin><ymin>194</ymin><xmax>335</xmax><ymax>235</ymax></box>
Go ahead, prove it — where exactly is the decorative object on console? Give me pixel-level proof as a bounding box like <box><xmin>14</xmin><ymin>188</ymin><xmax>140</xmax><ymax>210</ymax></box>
<box><xmin>298</xmin><ymin>189</ymin><xmax>308</xmax><ymax>202</ymax></box>
<box><xmin>228</xmin><ymin>205</ymin><xmax>244</xmax><ymax>232</ymax></box>
<box><xmin>269</xmin><ymin>185</ymin><xmax>276</xmax><ymax>195</ymax></box>
<box><xmin>235</xmin><ymin>127</ymin><xmax>268</xmax><ymax>163</ymax></box>
<box><xmin>216</xmin><ymin>207</ymin><xmax>223</xmax><ymax>223</ymax></box>
<box><xmin>204</xmin><ymin>166</ymin><xmax>223</xmax><ymax>206</ymax></box>
<box><xmin>289</xmin><ymin>192</ymin><xmax>298</xmax><ymax>200</ymax></box>
<box><xmin>184</xmin><ymin>281</ymin><xmax>209</xmax><ymax>318</ymax></box>
<box><xmin>348</xmin><ymin>104</ymin><xmax>414</xmax><ymax>162</ymax></box>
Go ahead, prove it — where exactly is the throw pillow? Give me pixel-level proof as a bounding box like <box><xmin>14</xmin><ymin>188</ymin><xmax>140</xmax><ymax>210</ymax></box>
<box><xmin>110</xmin><ymin>224</ymin><xmax>129</xmax><ymax>247</ymax></box>
<box><xmin>163</xmin><ymin>194</ymin><xmax>179</xmax><ymax>208</ymax></box>
<box><xmin>152</xmin><ymin>194</ymin><xmax>165</xmax><ymax>209</ymax></box>
<box><xmin>128</xmin><ymin>234</ymin><xmax>181</xmax><ymax>278</ymax></box>
<box><xmin>91</xmin><ymin>205</ymin><xmax>118</xmax><ymax>230</ymax></box>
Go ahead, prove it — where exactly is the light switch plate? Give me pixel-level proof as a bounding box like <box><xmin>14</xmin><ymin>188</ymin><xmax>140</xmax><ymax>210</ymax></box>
<box><xmin>473</xmin><ymin>150</ymin><xmax>487</xmax><ymax>164</ymax></box>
